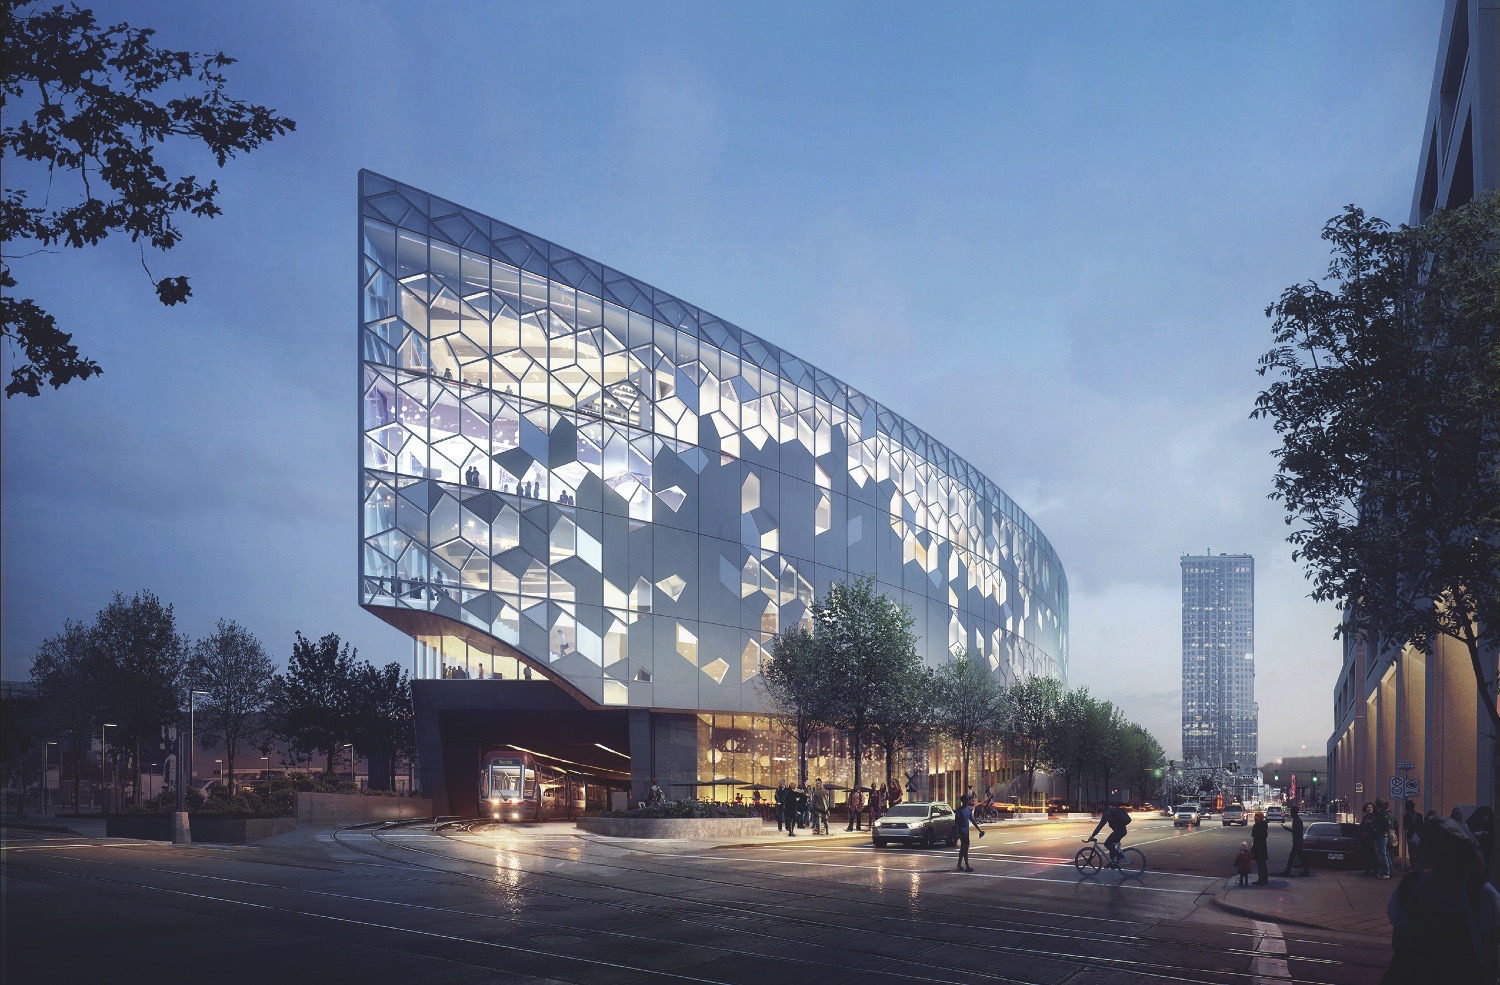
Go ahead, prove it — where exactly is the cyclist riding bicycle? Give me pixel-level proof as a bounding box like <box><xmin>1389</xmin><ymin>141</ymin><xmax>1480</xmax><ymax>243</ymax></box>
<box><xmin>1087</xmin><ymin>802</ymin><xmax>1132</xmax><ymax>867</ymax></box>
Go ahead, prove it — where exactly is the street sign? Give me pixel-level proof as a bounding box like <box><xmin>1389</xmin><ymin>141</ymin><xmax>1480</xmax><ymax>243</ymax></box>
<box><xmin>1397</xmin><ymin>761</ymin><xmax>1416</xmax><ymax>770</ymax></box>
<box><xmin>1405</xmin><ymin>778</ymin><xmax>1420</xmax><ymax>797</ymax></box>
<box><xmin>1355</xmin><ymin>781</ymin><xmax>1365</xmax><ymax>793</ymax></box>
<box><xmin>1389</xmin><ymin>776</ymin><xmax>1404</xmax><ymax>799</ymax></box>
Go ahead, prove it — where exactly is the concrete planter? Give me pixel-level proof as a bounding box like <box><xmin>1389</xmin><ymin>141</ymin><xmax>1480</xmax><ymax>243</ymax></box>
<box><xmin>294</xmin><ymin>792</ymin><xmax>432</xmax><ymax>823</ymax></box>
<box><xmin>105</xmin><ymin>815</ymin><xmax>297</xmax><ymax>843</ymax></box>
<box><xmin>575</xmin><ymin>816</ymin><xmax>766</xmax><ymax>839</ymax></box>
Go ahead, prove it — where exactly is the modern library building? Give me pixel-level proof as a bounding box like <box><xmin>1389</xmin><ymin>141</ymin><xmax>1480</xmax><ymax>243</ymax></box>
<box><xmin>357</xmin><ymin>171</ymin><xmax>1067</xmax><ymax>815</ymax></box>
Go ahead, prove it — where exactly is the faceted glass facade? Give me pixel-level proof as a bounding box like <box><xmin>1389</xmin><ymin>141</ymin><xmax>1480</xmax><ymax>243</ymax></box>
<box><xmin>359</xmin><ymin>171</ymin><xmax>1068</xmax><ymax>713</ymax></box>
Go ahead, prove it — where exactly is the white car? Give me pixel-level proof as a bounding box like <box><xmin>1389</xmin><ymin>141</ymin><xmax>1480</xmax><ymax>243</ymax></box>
<box><xmin>1173</xmin><ymin>806</ymin><xmax>1202</xmax><ymax>827</ymax></box>
<box><xmin>1265</xmin><ymin>806</ymin><xmax>1288</xmax><ymax>823</ymax></box>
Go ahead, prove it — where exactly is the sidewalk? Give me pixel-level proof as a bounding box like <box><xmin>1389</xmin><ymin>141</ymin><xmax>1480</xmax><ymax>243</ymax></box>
<box><xmin>1209</xmin><ymin>867</ymin><xmax>1395</xmax><ymax>935</ymax></box>
<box><xmin>607</xmin><ymin>811</ymin><xmax>1093</xmax><ymax>851</ymax></box>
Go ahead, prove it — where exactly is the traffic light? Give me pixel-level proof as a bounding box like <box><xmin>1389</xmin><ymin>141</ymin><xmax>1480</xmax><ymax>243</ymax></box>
<box><xmin>1153</xmin><ymin>767</ymin><xmax>1164</xmax><ymax>779</ymax></box>
<box><xmin>1274</xmin><ymin>771</ymin><xmax>1280</xmax><ymax>783</ymax></box>
<box><xmin>1312</xmin><ymin>772</ymin><xmax>1319</xmax><ymax>784</ymax></box>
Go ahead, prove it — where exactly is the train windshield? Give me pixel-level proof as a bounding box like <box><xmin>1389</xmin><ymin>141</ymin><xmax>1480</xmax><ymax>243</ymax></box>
<box><xmin>486</xmin><ymin>758</ymin><xmax>534</xmax><ymax>801</ymax></box>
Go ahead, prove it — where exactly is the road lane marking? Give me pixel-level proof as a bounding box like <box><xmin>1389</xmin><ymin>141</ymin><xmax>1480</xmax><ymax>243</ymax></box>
<box><xmin>1250</xmin><ymin>920</ymin><xmax>1291</xmax><ymax>982</ymax></box>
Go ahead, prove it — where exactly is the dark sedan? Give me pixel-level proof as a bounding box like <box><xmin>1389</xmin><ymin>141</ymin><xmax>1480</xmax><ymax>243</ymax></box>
<box><xmin>871</xmin><ymin>802</ymin><xmax>958</xmax><ymax>848</ymax></box>
<box><xmin>1301</xmin><ymin>821</ymin><xmax>1363</xmax><ymax>868</ymax></box>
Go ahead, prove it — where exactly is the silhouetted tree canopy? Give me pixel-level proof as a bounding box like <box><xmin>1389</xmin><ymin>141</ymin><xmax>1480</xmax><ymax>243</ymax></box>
<box><xmin>1</xmin><ymin>0</ymin><xmax>295</xmax><ymax>396</ymax></box>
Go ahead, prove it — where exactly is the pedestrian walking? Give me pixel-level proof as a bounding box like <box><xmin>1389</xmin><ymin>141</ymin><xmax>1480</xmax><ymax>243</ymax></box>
<box><xmin>846</xmin><ymin>787</ymin><xmax>865</xmax><ymax>831</ymax></box>
<box><xmin>1280</xmin><ymin>803</ymin><xmax>1310</xmax><ymax>877</ymax></box>
<box><xmin>774</xmin><ymin>782</ymin><xmax>788</xmax><ymax>832</ymax></box>
<box><xmin>789</xmin><ymin>784</ymin><xmax>808</xmax><ymax>835</ymax></box>
<box><xmin>1233</xmin><ymin>842</ymin><xmax>1253</xmax><ymax>887</ymax></box>
<box><xmin>1404</xmin><ymin>799</ymin><xmax>1423</xmax><ymax>870</ymax></box>
<box><xmin>1251</xmin><ymin>811</ymin><xmax>1270</xmax><ymax>886</ymax></box>
<box><xmin>955</xmin><ymin>793</ymin><xmax>985</xmax><ymax>872</ymax></box>
<box><xmin>1383</xmin><ymin>816</ymin><xmax>1500</xmax><ymax>984</ymax></box>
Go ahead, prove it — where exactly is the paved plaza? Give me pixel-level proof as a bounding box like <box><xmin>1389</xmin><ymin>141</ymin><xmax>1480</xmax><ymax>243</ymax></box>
<box><xmin>3</xmin><ymin>814</ymin><xmax>1393</xmax><ymax>984</ymax></box>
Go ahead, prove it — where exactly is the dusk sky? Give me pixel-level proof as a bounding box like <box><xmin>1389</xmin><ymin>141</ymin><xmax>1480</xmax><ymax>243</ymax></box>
<box><xmin>0</xmin><ymin>1</ymin><xmax>1444</xmax><ymax>762</ymax></box>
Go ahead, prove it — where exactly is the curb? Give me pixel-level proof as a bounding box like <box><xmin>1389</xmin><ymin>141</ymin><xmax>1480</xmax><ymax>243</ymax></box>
<box><xmin>1207</xmin><ymin>893</ymin><xmax>1346</xmax><ymax>932</ymax></box>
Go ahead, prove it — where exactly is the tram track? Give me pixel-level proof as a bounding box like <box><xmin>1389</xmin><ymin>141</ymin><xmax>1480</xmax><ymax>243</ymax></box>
<box><xmin>3</xmin><ymin>824</ymin><xmax>1388</xmax><ymax>985</ymax></box>
<box><xmin>436</xmin><ymin>818</ymin><xmax>1388</xmax><ymax>966</ymax></box>
<box><xmin>346</xmin><ymin>820</ymin><xmax>1386</xmax><ymax>984</ymax></box>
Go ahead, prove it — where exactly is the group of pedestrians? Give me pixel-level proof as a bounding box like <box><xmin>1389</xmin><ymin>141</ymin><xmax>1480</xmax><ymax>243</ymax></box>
<box><xmin>772</xmin><ymin>778</ymin><xmax>906</xmax><ymax>834</ymax></box>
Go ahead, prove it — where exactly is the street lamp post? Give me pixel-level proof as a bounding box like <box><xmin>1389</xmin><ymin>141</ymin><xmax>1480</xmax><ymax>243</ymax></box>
<box><xmin>261</xmin><ymin>756</ymin><xmax>271</xmax><ymax>784</ymax></box>
<box><xmin>343</xmin><ymin>744</ymin><xmax>354</xmax><ymax>787</ymax></box>
<box><xmin>42</xmin><ymin>741</ymin><xmax>57</xmax><ymax>815</ymax></box>
<box><xmin>100</xmin><ymin>724</ymin><xmax>117</xmax><ymax>813</ymax></box>
<box><xmin>177</xmin><ymin>689</ymin><xmax>211</xmax><ymax>813</ymax></box>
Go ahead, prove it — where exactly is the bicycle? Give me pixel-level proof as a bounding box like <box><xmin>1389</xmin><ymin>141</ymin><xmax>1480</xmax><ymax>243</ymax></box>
<box><xmin>1076</xmin><ymin>837</ymin><xmax>1145</xmax><ymax>877</ymax></box>
<box><xmin>975</xmin><ymin>804</ymin><xmax>1003</xmax><ymax>824</ymax></box>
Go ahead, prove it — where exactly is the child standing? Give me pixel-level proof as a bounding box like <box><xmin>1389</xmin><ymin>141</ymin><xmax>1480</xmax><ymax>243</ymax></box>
<box><xmin>1234</xmin><ymin>841</ymin><xmax>1253</xmax><ymax>887</ymax></box>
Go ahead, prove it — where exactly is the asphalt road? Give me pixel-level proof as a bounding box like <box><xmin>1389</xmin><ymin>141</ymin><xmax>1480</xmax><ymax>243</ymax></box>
<box><xmin>2</xmin><ymin>815</ymin><xmax>1390</xmax><ymax>984</ymax></box>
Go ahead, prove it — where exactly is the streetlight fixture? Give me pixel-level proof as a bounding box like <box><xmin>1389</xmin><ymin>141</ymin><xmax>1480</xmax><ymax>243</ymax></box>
<box><xmin>42</xmin><ymin>741</ymin><xmax>57</xmax><ymax>815</ymax></box>
<box><xmin>100</xmin><ymin>724</ymin><xmax>117</xmax><ymax>813</ymax></box>
<box><xmin>177</xmin><ymin>689</ymin><xmax>210</xmax><ymax>814</ymax></box>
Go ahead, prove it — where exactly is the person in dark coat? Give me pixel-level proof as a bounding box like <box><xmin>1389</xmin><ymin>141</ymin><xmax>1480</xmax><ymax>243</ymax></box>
<box><xmin>788</xmin><ymin>784</ymin><xmax>808</xmax><ymax>836</ymax></box>
<box><xmin>1251</xmin><ymin>811</ymin><xmax>1270</xmax><ymax>885</ymax></box>
<box><xmin>774</xmin><ymin>782</ymin><xmax>787</xmax><ymax>832</ymax></box>
<box><xmin>1280</xmin><ymin>803</ymin><xmax>1309</xmax><ymax>876</ymax></box>
<box><xmin>1384</xmin><ymin>817</ymin><xmax>1500</xmax><ymax>984</ymax></box>
<box><xmin>1360</xmin><ymin>802</ymin><xmax>1378</xmax><ymax>875</ymax></box>
<box><xmin>954</xmin><ymin>794</ymin><xmax>984</xmax><ymax>872</ymax></box>
<box><xmin>1467</xmin><ymin>806</ymin><xmax>1495</xmax><ymax>877</ymax></box>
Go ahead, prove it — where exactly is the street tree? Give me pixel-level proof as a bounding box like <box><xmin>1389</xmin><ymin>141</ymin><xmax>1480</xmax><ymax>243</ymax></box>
<box><xmin>266</xmin><ymin>632</ymin><xmax>357</xmax><ymax>778</ymax></box>
<box><xmin>934</xmin><ymin>649</ymin><xmax>1008</xmax><ymax>797</ymax></box>
<box><xmin>189</xmin><ymin>619</ymin><xmax>274</xmax><ymax>794</ymax></box>
<box><xmin>1003</xmin><ymin>674</ymin><xmax>1063</xmax><ymax>800</ymax></box>
<box><xmin>1</xmin><ymin>0</ymin><xmax>296</xmax><ymax>397</ymax></box>
<box><xmin>0</xmin><ymin>686</ymin><xmax>42</xmax><ymax>816</ymax></box>
<box><xmin>866</xmin><ymin>663</ymin><xmax>937</xmax><ymax>794</ymax></box>
<box><xmin>90</xmin><ymin>590</ymin><xmax>188</xmax><ymax>807</ymax></box>
<box><xmin>29</xmin><ymin>618</ymin><xmax>101</xmax><ymax>810</ymax></box>
<box><xmin>349</xmin><ymin>660</ymin><xmax>414</xmax><ymax>791</ymax></box>
<box><xmin>818</xmin><ymin>576</ymin><xmax>920</xmax><ymax>792</ymax></box>
<box><xmin>1253</xmin><ymin>194</ymin><xmax>1500</xmax><ymax>862</ymax></box>
<box><xmin>760</xmin><ymin>626</ymin><xmax>834</xmax><ymax>786</ymax></box>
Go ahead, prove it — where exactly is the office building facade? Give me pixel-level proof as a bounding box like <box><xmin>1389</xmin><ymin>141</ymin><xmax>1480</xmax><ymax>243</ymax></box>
<box><xmin>1327</xmin><ymin>0</ymin><xmax>1498</xmax><ymax>820</ymax></box>
<box><xmin>356</xmin><ymin>171</ymin><xmax>1068</xmax><ymax>812</ymax></box>
<box><xmin>1181</xmin><ymin>553</ymin><xmax>1258</xmax><ymax>792</ymax></box>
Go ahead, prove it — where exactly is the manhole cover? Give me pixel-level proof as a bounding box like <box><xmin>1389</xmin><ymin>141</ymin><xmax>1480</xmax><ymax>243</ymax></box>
<box><xmin>530</xmin><ymin>934</ymin><xmax>587</xmax><ymax>946</ymax></box>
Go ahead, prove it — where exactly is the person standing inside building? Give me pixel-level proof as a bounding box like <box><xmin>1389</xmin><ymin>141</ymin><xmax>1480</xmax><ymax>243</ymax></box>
<box><xmin>955</xmin><ymin>794</ymin><xmax>985</xmax><ymax>872</ymax></box>
<box><xmin>1281</xmin><ymin>803</ymin><xmax>1309</xmax><ymax>877</ymax></box>
<box><xmin>1251</xmin><ymin>811</ymin><xmax>1270</xmax><ymax>886</ymax></box>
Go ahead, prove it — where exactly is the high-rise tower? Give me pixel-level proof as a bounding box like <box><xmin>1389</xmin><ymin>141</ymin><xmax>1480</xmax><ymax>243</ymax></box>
<box><xmin>1181</xmin><ymin>553</ymin><xmax>1257</xmax><ymax>786</ymax></box>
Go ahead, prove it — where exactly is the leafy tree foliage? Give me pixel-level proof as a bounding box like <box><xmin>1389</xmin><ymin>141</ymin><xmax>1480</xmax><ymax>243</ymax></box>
<box><xmin>90</xmin><ymin>590</ymin><xmax>187</xmax><ymax>806</ymax></box>
<box><xmin>28</xmin><ymin>590</ymin><xmax>187</xmax><ymax>809</ymax></box>
<box><xmin>0</xmin><ymin>687</ymin><xmax>43</xmax><ymax>816</ymax></box>
<box><xmin>189</xmin><ymin>619</ymin><xmax>274</xmax><ymax>793</ymax></box>
<box><xmin>866</xmin><ymin>662</ymin><xmax>936</xmax><ymax>792</ymax></box>
<box><xmin>934</xmin><ymin>649</ymin><xmax>1008</xmax><ymax>796</ymax></box>
<box><xmin>818</xmin><ymin>576</ymin><xmax>921</xmax><ymax>791</ymax></box>
<box><xmin>29</xmin><ymin>617</ymin><xmax>100</xmax><ymax>809</ymax></box>
<box><xmin>349</xmin><ymin>660</ymin><xmax>415</xmax><ymax>791</ymax></box>
<box><xmin>760</xmin><ymin>626</ymin><xmax>834</xmax><ymax>785</ymax></box>
<box><xmin>1</xmin><ymin>0</ymin><xmax>296</xmax><ymax>396</ymax></box>
<box><xmin>1254</xmin><ymin>195</ymin><xmax>1500</xmax><ymax>855</ymax></box>
<box><xmin>1003</xmin><ymin>674</ymin><xmax>1063</xmax><ymax>797</ymax></box>
<box><xmin>266</xmin><ymin>632</ymin><xmax>357</xmax><ymax>777</ymax></box>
